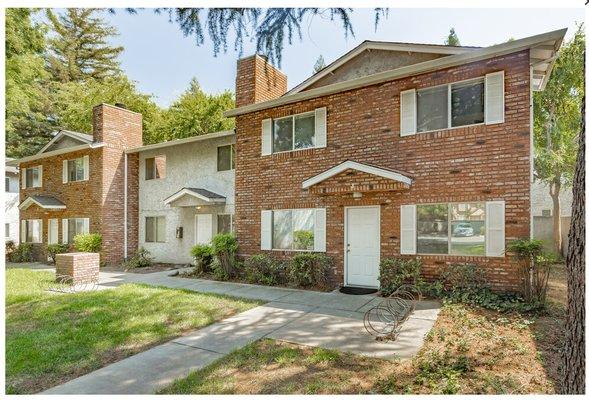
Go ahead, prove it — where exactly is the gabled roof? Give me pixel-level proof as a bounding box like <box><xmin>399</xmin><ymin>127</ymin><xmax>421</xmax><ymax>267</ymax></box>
<box><xmin>126</xmin><ymin>130</ymin><xmax>235</xmax><ymax>153</ymax></box>
<box><xmin>19</xmin><ymin>195</ymin><xmax>66</xmax><ymax>210</ymax></box>
<box><xmin>287</xmin><ymin>40</ymin><xmax>479</xmax><ymax>95</ymax></box>
<box><xmin>6</xmin><ymin>142</ymin><xmax>105</xmax><ymax>166</ymax></box>
<box><xmin>37</xmin><ymin>130</ymin><xmax>94</xmax><ymax>154</ymax></box>
<box><xmin>302</xmin><ymin>160</ymin><xmax>413</xmax><ymax>189</ymax></box>
<box><xmin>163</xmin><ymin>187</ymin><xmax>226</xmax><ymax>205</ymax></box>
<box><xmin>225</xmin><ymin>28</ymin><xmax>566</xmax><ymax>117</ymax></box>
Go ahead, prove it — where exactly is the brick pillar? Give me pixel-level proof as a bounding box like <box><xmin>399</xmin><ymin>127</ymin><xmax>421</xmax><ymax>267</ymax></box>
<box><xmin>235</xmin><ymin>55</ymin><xmax>287</xmax><ymax>107</ymax></box>
<box><xmin>56</xmin><ymin>252</ymin><xmax>100</xmax><ymax>284</ymax></box>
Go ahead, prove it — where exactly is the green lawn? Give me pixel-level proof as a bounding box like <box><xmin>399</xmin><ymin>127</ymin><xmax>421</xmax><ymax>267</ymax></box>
<box><xmin>5</xmin><ymin>268</ymin><xmax>260</xmax><ymax>394</ymax></box>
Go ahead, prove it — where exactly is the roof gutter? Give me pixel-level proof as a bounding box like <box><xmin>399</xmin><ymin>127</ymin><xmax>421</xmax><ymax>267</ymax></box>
<box><xmin>126</xmin><ymin>130</ymin><xmax>235</xmax><ymax>154</ymax></box>
<box><xmin>6</xmin><ymin>143</ymin><xmax>105</xmax><ymax>166</ymax></box>
<box><xmin>225</xmin><ymin>28</ymin><xmax>566</xmax><ymax>117</ymax></box>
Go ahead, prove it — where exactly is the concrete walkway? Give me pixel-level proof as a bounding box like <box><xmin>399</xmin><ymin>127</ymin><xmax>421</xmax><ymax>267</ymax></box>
<box><xmin>33</xmin><ymin>268</ymin><xmax>440</xmax><ymax>394</ymax></box>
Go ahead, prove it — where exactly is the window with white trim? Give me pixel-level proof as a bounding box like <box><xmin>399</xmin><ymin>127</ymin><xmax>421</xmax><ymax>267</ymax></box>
<box><xmin>24</xmin><ymin>166</ymin><xmax>42</xmax><ymax>188</ymax></box>
<box><xmin>416</xmin><ymin>77</ymin><xmax>485</xmax><ymax>133</ymax></box>
<box><xmin>24</xmin><ymin>219</ymin><xmax>42</xmax><ymax>243</ymax></box>
<box><xmin>66</xmin><ymin>157</ymin><xmax>86</xmax><ymax>182</ymax></box>
<box><xmin>416</xmin><ymin>202</ymin><xmax>486</xmax><ymax>256</ymax></box>
<box><xmin>67</xmin><ymin>218</ymin><xmax>89</xmax><ymax>243</ymax></box>
<box><xmin>273</xmin><ymin>112</ymin><xmax>316</xmax><ymax>153</ymax></box>
<box><xmin>145</xmin><ymin>216</ymin><xmax>166</xmax><ymax>243</ymax></box>
<box><xmin>272</xmin><ymin>209</ymin><xmax>315</xmax><ymax>251</ymax></box>
<box><xmin>217</xmin><ymin>145</ymin><xmax>235</xmax><ymax>171</ymax></box>
<box><xmin>217</xmin><ymin>214</ymin><xmax>233</xmax><ymax>234</ymax></box>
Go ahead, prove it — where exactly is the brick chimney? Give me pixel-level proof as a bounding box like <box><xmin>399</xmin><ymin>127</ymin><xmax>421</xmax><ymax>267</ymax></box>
<box><xmin>92</xmin><ymin>103</ymin><xmax>143</xmax><ymax>149</ymax></box>
<box><xmin>235</xmin><ymin>55</ymin><xmax>287</xmax><ymax>107</ymax></box>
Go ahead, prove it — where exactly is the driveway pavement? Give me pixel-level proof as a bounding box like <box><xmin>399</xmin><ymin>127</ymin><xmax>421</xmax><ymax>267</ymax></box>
<box><xmin>29</xmin><ymin>268</ymin><xmax>440</xmax><ymax>394</ymax></box>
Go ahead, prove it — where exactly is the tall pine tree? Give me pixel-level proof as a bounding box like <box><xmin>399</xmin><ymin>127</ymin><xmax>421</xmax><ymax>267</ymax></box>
<box><xmin>46</xmin><ymin>9</ymin><xmax>123</xmax><ymax>82</ymax></box>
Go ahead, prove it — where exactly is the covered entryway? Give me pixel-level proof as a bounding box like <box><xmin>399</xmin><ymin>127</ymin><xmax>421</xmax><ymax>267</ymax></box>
<box><xmin>345</xmin><ymin>206</ymin><xmax>380</xmax><ymax>288</ymax></box>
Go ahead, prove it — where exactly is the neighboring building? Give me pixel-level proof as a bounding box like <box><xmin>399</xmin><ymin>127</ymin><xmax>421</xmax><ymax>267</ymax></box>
<box><xmin>128</xmin><ymin>131</ymin><xmax>235</xmax><ymax>264</ymax></box>
<box><xmin>225</xmin><ymin>29</ymin><xmax>566</xmax><ymax>291</ymax></box>
<box><xmin>5</xmin><ymin>159</ymin><xmax>20</xmax><ymax>243</ymax></box>
<box><xmin>531</xmin><ymin>180</ymin><xmax>573</xmax><ymax>254</ymax></box>
<box><xmin>7</xmin><ymin>104</ymin><xmax>141</xmax><ymax>265</ymax></box>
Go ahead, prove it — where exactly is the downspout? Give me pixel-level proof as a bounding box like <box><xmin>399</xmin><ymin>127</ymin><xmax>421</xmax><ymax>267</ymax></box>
<box><xmin>124</xmin><ymin>152</ymin><xmax>128</xmax><ymax>259</ymax></box>
<box><xmin>529</xmin><ymin>64</ymin><xmax>534</xmax><ymax>238</ymax></box>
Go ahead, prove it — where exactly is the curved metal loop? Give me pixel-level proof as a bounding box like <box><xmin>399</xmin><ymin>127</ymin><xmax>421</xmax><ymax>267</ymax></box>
<box><xmin>47</xmin><ymin>274</ymin><xmax>99</xmax><ymax>293</ymax></box>
<box><xmin>363</xmin><ymin>284</ymin><xmax>420</xmax><ymax>341</ymax></box>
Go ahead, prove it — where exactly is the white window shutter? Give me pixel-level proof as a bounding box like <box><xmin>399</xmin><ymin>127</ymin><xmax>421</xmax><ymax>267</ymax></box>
<box><xmin>260</xmin><ymin>210</ymin><xmax>272</xmax><ymax>250</ymax></box>
<box><xmin>400</xmin><ymin>205</ymin><xmax>417</xmax><ymax>255</ymax></box>
<box><xmin>48</xmin><ymin>219</ymin><xmax>58</xmax><ymax>244</ymax></box>
<box><xmin>400</xmin><ymin>89</ymin><xmax>416</xmax><ymax>136</ymax></box>
<box><xmin>38</xmin><ymin>166</ymin><xmax>43</xmax><ymax>187</ymax></box>
<box><xmin>62</xmin><ymin>160</ymin><xmax>68</xmax><ymax>183</ymax></box>
<box><xmin>313</xmin><ymin>208</ymin><xmax>327</xmax><ymax>252</ymax></box>
<box><xmin>261</xmin><ymin>119</ymin><xmax>272</xmax><ymax>156</ymax></box>
<box><xmin>20</xmin><ymin>220</ymin><xmax>26</xmax><ymax>243</ymax></box>
<box><xmin>83</xmin><ymin>155</ymin><xmax>90</xmax><ymax>180</ymax></box>
<box><xmin>21</xmin><ymin>168</ymin><xmax>26</xmax><ymax>189</ymax></box>
<box><xmin>485</xmin><ymin>71</ymin><xmax>504</xmax><ymax>124</ymax></box>
<box><xmin>314</xmin><ymin>107</ymin><xmax>327</xmax><ymax>148</ymax></box>
<box><xmin>486</xmin><ymin>201</ymin><xmax>505</xmax><ymax>257</ymax></box>
<box><xmin>62</xmin><ymin>219</ymin><xmax>69</xmax><ymax>244</ymax></box>
<box><xmin>38</xmin><ymin>219</ymin><xmax>43</xmax><ymax>243</ymax></box>
<box><xmin>83</xmin><ymin>218</ymin><xmax>90</xmax><ymax>234</ymax></box>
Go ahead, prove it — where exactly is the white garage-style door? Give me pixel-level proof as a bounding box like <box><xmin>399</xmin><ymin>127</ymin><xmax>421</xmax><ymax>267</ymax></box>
<box><xmin>345</xmin><ymin>206</ymin><xmax>381</xmax><ymax>288</ymax></box>
<box><xmin>194</xmin><ymin>214</ymin><xmax>213</xmax><ymax>244</ymax></box>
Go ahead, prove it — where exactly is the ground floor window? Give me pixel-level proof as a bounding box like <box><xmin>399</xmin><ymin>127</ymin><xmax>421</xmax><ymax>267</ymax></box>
<box><xmin>417</xmin><ymin>202</ymin><xmax>486</xmax><ymax>256</ymax></box>
<box><xmin>272</xmin><ymin>209</ymin><xmax>315</xmax><ymax>251</ymax></box>
<box><xmin>145</xmin><ymin>216</ymin><xmax>166</xmax><ymax>243</ymax></box>
<box><xmin>64</xmin><ymin>218</ymin><xmax>89</xmax><ymax>243</ymax></box>
<box><xmin>5</xmin><ymin>223</ymin><xmax>10</xmax><ymax>238</ymax></box>
<box><xmin>217</xmin><ymin>214</ymin><xmax>233</xmax><ymax>234</ymax></box>
<box><xmin>23</xmin><ymin>220</ymin><xmax>42</xmax><ymax>243</ymax></box>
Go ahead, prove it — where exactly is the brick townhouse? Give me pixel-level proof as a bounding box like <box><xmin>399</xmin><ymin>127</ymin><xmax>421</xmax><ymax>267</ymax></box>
<box><xmin>225</xmin><ymin>29</ymin><xmax>566</xmax><ymax>291</ymax></box>
<box><xmin>9</xmin><ymin>104</ymin><xmax>141</xmax><ymax>265</ymax></box>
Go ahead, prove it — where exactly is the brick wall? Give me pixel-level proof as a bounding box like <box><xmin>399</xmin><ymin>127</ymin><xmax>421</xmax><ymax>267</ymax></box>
<box><xmin>236</xmin><ymin>55</ymin><xmax>287</xmax><ymax>107</ymax></box>
<box><xmin>234</xmin><ymin>50</ymin><xmax>532</xmax><ymax>291</ymax></box>
<box><xmin>56</xmin><ymin>252</ymin><xmax>100</xmax><ymax>284</ymax></box>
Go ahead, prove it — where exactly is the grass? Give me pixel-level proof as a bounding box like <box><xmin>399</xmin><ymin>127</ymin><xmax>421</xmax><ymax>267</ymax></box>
<box><xmin>161</xmin><ymin>265</ymin><xmax>567</xmax><ymax>395</ymax></box>
<box><xmin>5</xmin><ymin>268</ymin><xmax>260</xmax><ymax>394</ymax></box>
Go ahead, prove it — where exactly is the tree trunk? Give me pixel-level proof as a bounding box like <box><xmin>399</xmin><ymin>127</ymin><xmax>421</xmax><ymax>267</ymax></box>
<box><xmin>549</xmin><ymin>180</ymin><xmax>563</xmax><ymax>255</ymax></box>
<box><xmin>563</xmin><ymin>97</ymin><xmax>585</xmax><ymax>394</ymax></box>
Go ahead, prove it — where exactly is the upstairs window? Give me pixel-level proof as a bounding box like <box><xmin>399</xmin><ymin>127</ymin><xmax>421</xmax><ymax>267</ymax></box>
<box><xmin>5</xmin><ymin>177</ymin><xmax>9</xmax><ymax>192</ymax></box>
<box><xmin>62</xmin><ymin>156</ymin><xmax>88</xmax><ymax>183</ymax></box>
<box><xmin>23</xmin><ymin>166</ymin><xmax>42</xmax><ymax>188</ymax></box>
<box><xmin>273</xmin><ymin>112</ymin><xmax>316</xmax><ymax>153</ymax></box>
<box><xmin>217</xmin><ymin>145</ymin><xmax>235</xmax><ymax>171</ymax></box>
<box><xmin>145</xmin><ymin>155</ymin><xmax>166</xmax><ymax>180</ymax></box>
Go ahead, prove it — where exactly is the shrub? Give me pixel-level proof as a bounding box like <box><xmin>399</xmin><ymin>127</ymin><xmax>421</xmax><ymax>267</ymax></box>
<box><xmin>73</xmin><ymin>233</ymin><xmax>102</xmax><ymax>253</ymax></box>
<box><xmin>9</xmin><ymin>243</ymin><xmax>33</xmax><ymax>263</ymax></box>
<box><xmin>507</xmin><ymin>238</ymin><xmax>552</xmax><ymax>305</ymax></box>
<box><xmin>124</xmin><ymin>247</ymin><xmax>154</xmax><ymax>269</ymax></box>
<box><xmin>46</xmin><ymin>243</ymin><xmax>69</xmax><ymax>264</ymax></box>
<box><xmin>190</xmin><ymin>244</ymin><xmax>213</xmax><ymax>275</ymax></box>
<box><xmin>379</xmin><ymin>257</ymin><xmax>422</xmax><ymax>296</ymax></box>
<box><xmin>243</xmin><ymin>254</ymin><xmax>286</xmax><ymax>285</ymax></box>
<box><xmin>5</xmin><ymin>240</ymin><xmax>16</xmax><ymax>261</ymax></box>
<box><xmin>211</xmin><ymin>234</ymin><xmax>238</xmax><ymax>280</ymax></box>
<box><xmin>287</xmin><ymin>253</ymin><xmax>332</xmax><ymax>288</ymax></box>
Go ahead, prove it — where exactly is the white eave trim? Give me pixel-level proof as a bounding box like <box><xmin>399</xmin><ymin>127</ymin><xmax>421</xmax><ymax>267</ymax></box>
<box><xmin>37</xmin><ymin>130</ymin><xmax>93</xmax><ymax>154</ymax></box>
<box><xmin>302</xmin><ymin>160</ymin><xmax>413</xmax><ymax>189</ymax></box>
<box><xmin>126</xmin><ymin>130</ymin><xmax>235</xmax><ymax>153</ymax></box>
<box><xmin>18</xmin><ymin>197</ymin><xmax>66</xmax><ymax>211</ymax></box>
<box><xmin>287</xmin><ymin>41</ymin><xmax>477</xmax><ymax>95</ymax></box>
<box><xmin>225</xmin><ymin>28</ymin><xmax>566</xmax><ymax>117</ymax></box>
<box><xmin>163</xmin><ymin>189</ymin><xmax>226</xmax><ymax>205</ymax></box>
<box><xmin>6</xmin><ymin>143</ymin><xmax>104</xmax><ymax>166</ymax></box>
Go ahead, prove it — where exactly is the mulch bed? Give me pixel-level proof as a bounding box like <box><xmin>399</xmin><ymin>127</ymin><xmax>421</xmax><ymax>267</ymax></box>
<box><xmin>103</xmin><ymin>263</ymin><xmax>187</xmax><ymax>274</ymax></box>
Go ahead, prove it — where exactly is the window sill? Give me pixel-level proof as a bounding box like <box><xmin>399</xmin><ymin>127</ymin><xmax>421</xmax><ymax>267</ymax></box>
<box><xmin>271</xmin><ymin>248</ymin><xmax>315</xmax><ymax>252</ymax></box>
<box><xmin>404</xmin><ymin>122</ymin><xmax>487</xmax><ymax>138</ymax></box>
<box><xmin>266</xmin><ymin>146</ymin><xmax>325</xmax><ymax>160</ymax></box>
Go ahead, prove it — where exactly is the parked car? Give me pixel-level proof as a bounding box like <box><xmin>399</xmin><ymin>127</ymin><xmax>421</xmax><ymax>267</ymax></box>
<box><xmin>453</xmin><ymin>223</ymin><xmax>474</xmax><ymax>237</ymax></box>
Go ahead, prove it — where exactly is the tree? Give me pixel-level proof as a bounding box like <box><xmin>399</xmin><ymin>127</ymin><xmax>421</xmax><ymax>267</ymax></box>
<box><xmin>313</xmin><ymin>54</ymin><xmax>326</xmax><ymax>74</ymax></box>
<box><xmin>533</xmin><ymin>26</ymin><xmax>585</xmax><ymax>255</ymax></box>
<box><xmin>51</xmin><ymin>76</ymin><xmax>162</xmax><ymax>143</ymax></box>
<box><xmin>563</xmin><ymin>95</ymin><xmax>585</xmax><ymax>394</ymax></box>
<box><xmin>154</xmin><ymin>78</ymin><xmax>234</xmax><ymax>143</ymax></box>
<box><xmin>444</xmin><ymin>28</ymin><xmax>460</xmax><ymax>46</ymax></box>
<box><xmin>146</xmin><ymin>8</ymin><xmax>388</xmax><ymax>67</ymax></box>
<box><xmin>5</xmin><ymin>9</ymin><xmax>54</xmax><ymax>157</ymax></box>
<box><xmin>46</xmin><ymin>8</ymin><xmax>123</xmax><ymax>82</ymax></box>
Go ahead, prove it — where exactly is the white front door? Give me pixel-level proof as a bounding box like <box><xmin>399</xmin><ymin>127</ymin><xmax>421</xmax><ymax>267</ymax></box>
<box><xmin>345</xmin><ymin>206</ymin><xmax>380</xmax><ymax>288</ymax></box>
<box><xmin>195</xmin><ymin>214</ymin><xmax>213</xmax><ymax>244</ymax></box>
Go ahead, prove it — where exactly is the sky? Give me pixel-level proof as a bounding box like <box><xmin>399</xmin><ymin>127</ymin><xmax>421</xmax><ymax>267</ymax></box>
<box><xmin>95</xmin><ymin>8</ymin><xmax>584</xmax><ymax>107</ymax></box>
